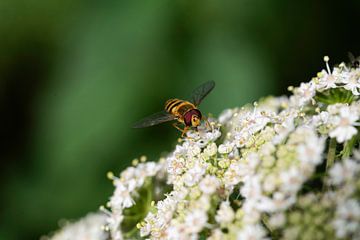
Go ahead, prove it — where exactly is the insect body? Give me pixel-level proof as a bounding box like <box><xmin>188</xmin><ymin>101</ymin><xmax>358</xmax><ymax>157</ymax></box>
<box><xmin>164</xmin><ymin>98</ymin><xmax>202</xmax><ymax>127</ymax></box>
<box><xmin>348</xmin><ymin>52</ymin><xmax>360</xmax><ymax>68</ymax></box>
<box><xmin>133</xmin><ymin>81</ymin><xmax>215</xmax><ymax>137</ymax></box>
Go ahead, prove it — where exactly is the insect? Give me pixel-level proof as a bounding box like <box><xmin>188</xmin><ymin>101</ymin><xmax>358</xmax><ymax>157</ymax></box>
<box><xmin>348</xmin><ymin>52</ymin><xmax>360</xmax><ymax>68</ymax></box>
<box><xmin>133</xmin><ymin>81</ymin><xmax>215</xmax><ymax>137</ymax></box>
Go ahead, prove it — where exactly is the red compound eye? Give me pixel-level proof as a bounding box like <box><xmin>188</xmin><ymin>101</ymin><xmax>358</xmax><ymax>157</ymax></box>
<box><xmin>184</xmin><ymin>109</ymin><xmax>202</xmax><ymax>126</ymax></box>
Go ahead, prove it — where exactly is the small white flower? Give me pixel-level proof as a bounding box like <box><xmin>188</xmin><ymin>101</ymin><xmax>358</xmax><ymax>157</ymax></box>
<box><xmin>204</xmin><ymin>142</ymin><xmax>218</xmax><ymax>157</ymax></box>
<box><xmin>50</xmin><ymin>213</ymin><xmax>109</xmax><ymax>240</ymax></box>
<box><xmin>110</xmin><ymin>181</ymin><xmax>135</xmax><ymax>209</ymax></box>
<box><xmin>257</xmin><ymin>192</ymin><xmax>296</xmax><ymax>212</ymax></box>
<box><xmin>139</xmin><ymin>222</ymin><xmax>151</xmax><ymax>237</ymax></box>
<box><xmin>268</xmin><ymin>212</ymin><xmax>286</xmax><ymax>228</ymax></box>
<box><xmin>242</xmin><ymin>201</ymin><xmax>261</xmax><ymax>224</ymax></box>
<box><xmin>335</xmin><ymin>125</ymin><xmax>357</xmax><ymax>143</ymax></box>
<box><xmin>279</xmin><ymin>167</ymin><xmax>305</xmax><ymax>193</ymax></box>
<box><xmin>120</xmin><ymin>167</ymin><xmax>136</xmax><ymax>181</ymax></box>
<box><xmin>329</xmin><ymin>106</ymin><xmax>359</xmax><ymax>143</ymax></box>
<box><xmin>223</xmin><ymin>162</ymin><xmax>242</xmax><ymax>188</ymax></box>
<box><xmin>262</xmin><ymin>174</ymin><xmax>277</xmax><ymax>193</ymax></box>
<box><xmin>312</xmin><ymin>111</ymin><xmax>330</xmax><ymax>126</ymax></box>
<box><xmin>327</xmin><ymin>103</ymin><xmax>342</xmax><ymax>115</ymax></box>
<box><xmin>241</xmin><ymin>176</ymin><xmax>262</xmax><ymax>199</ymax></box>
<box><xmin>333</xmin><ymin>199</ymin><xmax>360</xmax><ymax>238</ymax></box>
<box><xmin>194</xmin><ymin>195</ymin><xmax>212</xmax><ymax>212</ymax></box>
<box><xmin>183</xmin><ymin>162</ymin><xmax>206</xmax><ymax>187</ymax></box>
<box><xmin>272</xmin><ymin>114</ymin><xmax>295</xmax><ymax>144</ymax></box>
<box><xmin>317</xmin><ymin>69</ymin><xmax>338</xmax><ymax>90</ymax></box>
<box><xmin>246</xmin><ymin>152</ymin><xmax>261</xmax><ymax>170</ymax></box>
<box><xmin>297</xmin><ymin>136</ymin><xmax>324</xmax><ymax>165</ymax></box>
<box><xmin>237</xmin><ymin>224</ymin><xmax>267</xmax><ymax>240</ymax></box>
<box><xmin>234</xmin><ymin>130</ymin><xmax>251</xmax><ymax>148</ymax></box>
<box><xmin>215</xmin><ymin>201</ymin><xmax>235</xmax><ymax>224</ymax></box>
<box><xmin>208</xmin><ymin>229</ymin><xmax>225</xmax><ymax>240</ymax></box>
<box><xmin>329</xmin><ymin>158</ymin><xmax>360</xmax><ymax>186</ymax></box>
<box><xmin>243</xmin><ymin>110</ymin><xmax>271</xmax><ymax>135</ymax></box>
<box><xmin>103</xmin><ymin>210</ymin><xmax>124</xmax><ymax>240</ymax></box>
<box><xmin>199</xmin><ymin>175</ymin><xmax>220</xmax><ymax>195</ymax></box>
<box><xmin>218</xmin><ymin>142</ymin><xmax>234</xmax><ymax>154</ymax></box>
<box><xmin>167</xmin><ymin>156</ymin><xmax>186</xmax><ymax>175</ymax></box>
<box><xmin>165</xmin><ymin>225</ymin><xmax>188</xmax><ymax>240</ymax></box>
<box><xmin>174</xmin><ymin>144</ymin><xmax>188</xmax><ymax>157</ymax></box>
<box><xmin>188</xmin><ymin>145</ymin><xmax>201</xmax><ymax>157</ymax></box>
<box><xmin>294</xmin><ymin>82</ymin><xmax>316</xmax><ymax>106</ymax></box>
<box><xmin>202</xmin><ymin>128</ymin><xmax>222</xmax><ymax>143</ymax></box>
<box><xmin>342</xmin><ymin>68</ymin><xmax>360</xmax><ymax>95</ymax></box>
<box><xmin>259</xmin><ymin>142</ymin><xmax>276</xmax><ymax>156</ymax></box>
<box><xmin>184</xmin><ymin>209</ymin><xmax>208</xmax><ymax>234</ymax></box>
<box><xmin>143</xmin><ymin>161</ymin><xmax>160</xmax><ymax>176</ymax></box>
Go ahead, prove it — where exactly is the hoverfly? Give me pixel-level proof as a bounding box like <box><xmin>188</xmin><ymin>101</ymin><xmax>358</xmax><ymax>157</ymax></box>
<box><xmin>348</xmin><ymin>52</ymin><xmax>360</xmax><ymax>68</ymax></box>
<box><xmin>133</xmin><ymin>81</ymin><xmax>215</xmax><ymax>137</ymax></box>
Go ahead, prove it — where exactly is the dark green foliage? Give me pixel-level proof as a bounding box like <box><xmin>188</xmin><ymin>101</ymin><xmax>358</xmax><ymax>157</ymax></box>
<box><xmin>121</xmin><ymin>179</ymin><xmax>153</xmax><ymax>239</ymax></box>
<box><xmin>315</xmin><ymin>88</ymin><xmax>358</xmax><ymax>105</ymax></box>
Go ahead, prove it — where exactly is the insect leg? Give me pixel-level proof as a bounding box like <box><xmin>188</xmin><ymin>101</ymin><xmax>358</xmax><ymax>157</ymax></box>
<box><xmin>173</xmin><ymin>123</ymin><xmax>190</xmax><ymax>138</ymax></box>
<box><xmin>172</xmin><ymin>122</ymin><xmax>184</xmax><ymax>133</ymax></box>
<box><xmin>173</xmin><ymin>122</ymin><xmax>187</xmax><ymax>135</ymax></box>
<box><xmin>181</xmin><ymin>126</ymin><xmax>189</xmax><ymax>138</ymax></box>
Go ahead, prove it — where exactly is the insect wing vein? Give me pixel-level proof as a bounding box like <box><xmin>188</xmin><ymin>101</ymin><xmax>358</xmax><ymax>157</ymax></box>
<box><xmin>133</xmin><ymin>111</ymin><xmax>175</xmax><ymax>128</ymax></box>
<box><xmin>191</xmin><ymin>81</ymin><xmax>215</xmax><ymax>106</ymax></box>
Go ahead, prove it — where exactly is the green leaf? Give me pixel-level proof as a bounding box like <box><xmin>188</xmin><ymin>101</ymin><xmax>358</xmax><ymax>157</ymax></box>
<box><xmin>314</xmin><ymin>88</ymin><xmax>357</xmax><ymax>105</ymax></box>
<box><xmin>121</xmin><ymin>178</ymin><xmax>153</xmax><ymax>238</ymax></box>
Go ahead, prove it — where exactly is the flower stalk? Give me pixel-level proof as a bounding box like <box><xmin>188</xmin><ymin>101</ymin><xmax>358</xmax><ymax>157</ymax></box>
<box><xmin>326</xmin><ymin>138</ymin><xmax>337</xmax><ymax>172</ymax></box>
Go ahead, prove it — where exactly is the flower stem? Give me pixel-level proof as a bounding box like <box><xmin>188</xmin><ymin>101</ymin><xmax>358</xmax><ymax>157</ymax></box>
<box><xmin>261</xmin><ymin>215</ymin><xmax>273</xmax><ymax>235</ymax></box>
<box><xmin>326</xmin><ymin>138</ymin><xmax>337</xmax><ymax>172</ymax></box>
<box><xmin>340</xmin><ymin>135</ymin><xmax>357</xmax><ymax>159</ymax></box>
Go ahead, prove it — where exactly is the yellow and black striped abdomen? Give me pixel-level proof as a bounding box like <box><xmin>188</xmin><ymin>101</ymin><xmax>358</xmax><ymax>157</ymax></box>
<box><xmin>165</xmin><ymin>98</ymin><xmax>196</xmax><ymax>117</ymax></box>
<box><xmin>165</xmin><ymin>98</ymin><xmax>183</xmax><ymax>113</ymax></box>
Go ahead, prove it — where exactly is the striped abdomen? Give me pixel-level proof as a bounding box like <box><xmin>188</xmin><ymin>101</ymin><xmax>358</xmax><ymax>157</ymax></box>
<box><xmin>165</xmin><ymin>98</ymin><xmax>196</xmax><ymax>117</ymax></box>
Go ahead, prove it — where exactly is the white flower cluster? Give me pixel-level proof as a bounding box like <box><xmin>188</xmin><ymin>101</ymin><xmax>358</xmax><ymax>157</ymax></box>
<box><xmin>47</xmin><ymin>57</ymin><xmax>360</xmax><ymax>240</ymax></box>
<box><xmin>108</xmin><ymin>57</ymin><xmax>359</xmax><ymax>239</ymax></box>
<box><xmin>279</xmin><ymin>155</ymin><xmax>360</xmax><ymax>240</ymax></box>
<box><xmin>291</xmin><ymin>56</ymin><xmax>360</xmax><ymax>108</ymax></box>
<box><xmin>102</xmin><ymin>159</ymin><xmax>166</xmax><ymax>240</ymax></box>
<box><xmin>203</xmin><ymin>103</ymin><xmax>326</xmax><ymax>239</ymax></box>
<box><xmin>44</xmin><ymin>212</ymin><xmax>108</xmax><ymax>240</ymax></box>
<box><xmin>329</xmin><ymin>158</ymin><xmax>360</xmax><ymax>239</ymax></box>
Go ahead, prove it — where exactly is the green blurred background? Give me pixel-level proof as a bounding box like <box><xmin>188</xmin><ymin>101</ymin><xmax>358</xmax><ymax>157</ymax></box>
<box><xmin>0</xmin><ymin>0</ymin><xmax>359</xmax><ymax>239</ymax></box>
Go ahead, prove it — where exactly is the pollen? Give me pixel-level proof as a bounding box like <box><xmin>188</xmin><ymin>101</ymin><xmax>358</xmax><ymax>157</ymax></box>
<box><xmin>132</xmin><ymin>158</ymin><xmax>139</xmax><ymax>166</ymax></box>
<box><xmin>106</xmin><ymin>171</ymin><xmax>114</xmax><ymax>180</ymax></box>
<box><xmin>140</xmin><ymin>155</ymin><xmax>147</xmax><ymax>162</ymax></box>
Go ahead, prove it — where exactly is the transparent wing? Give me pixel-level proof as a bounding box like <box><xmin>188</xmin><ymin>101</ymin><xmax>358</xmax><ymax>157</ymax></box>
<box><xmin>133</xmin><ymin>110</ymin><xmax>175</xmax><ymax>128</ymax></box>
<box><xmin>348</xmin><ymin>52</ymin><xmax>359</xmax><ymax>68</ymax></box>
<box><xmin>191</xmin><ymin>80</ymin><xmax>215</xmax><ymax>106</ymax></box>
<box><xmin>348</xmin><ymin>52</ymin><xmax>355</xmax><ymax>62</ymax></box>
